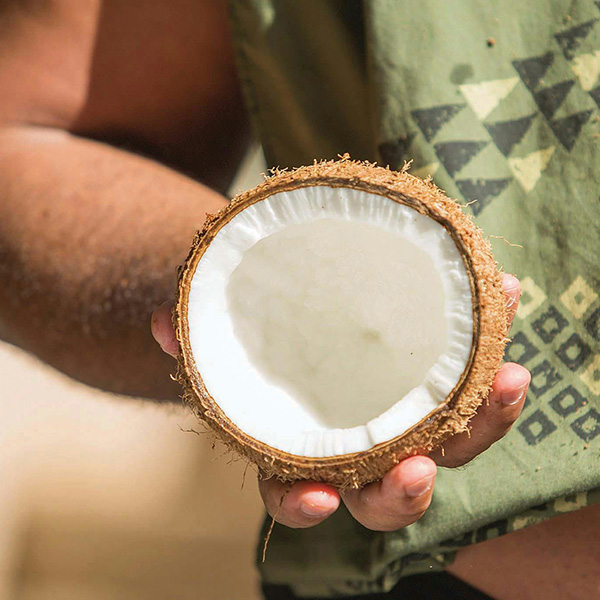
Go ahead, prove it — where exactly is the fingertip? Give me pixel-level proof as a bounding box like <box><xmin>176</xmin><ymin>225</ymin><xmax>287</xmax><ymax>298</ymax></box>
<box><xmin>485</xmin><ymin>363</ymin><xmax>530</xmax><ymax>411</ymax></box>
<box><xmin>494</xmin><ymin>362</ymin><xmax>531</xmax><ymax>394</ymax></box>
<box><xmin>260</xmin><ymin>479</ymin><xmax>340</xmax><ymax>528</ymax></box>
<box><xmin>502</xmin><ymin>273</ymin><xmax>520</xmax><ymax>293</ymax></box>
<box><xmin>298</xmin><ymin>486</ymin><xmax>340</xmax><ymax>518</ymax></box>
<box><xmin>502</xmin><ymin>274</ymin><xmax>521</xmax><ymax>328</ymax></box>
<box><xmin>384</xmin><ymin>456</ymin><xmax>436</xmax><ymax>497</ymax></box>
<box><xmin>430</xmin><ymin>364</ymin><xmax>530</xmax><ymax>469</ymax></box>
<box><xmin>151</xmin><ymin>301</ymin><xmax>178</xmax><ymax>358</ymax></box>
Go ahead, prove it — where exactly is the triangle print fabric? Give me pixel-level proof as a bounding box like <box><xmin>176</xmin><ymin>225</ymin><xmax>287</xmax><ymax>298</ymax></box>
<box><xmin>229</xmin><ymin>0</ymin><xmax>600</xmax><ymax>596</ymax></box>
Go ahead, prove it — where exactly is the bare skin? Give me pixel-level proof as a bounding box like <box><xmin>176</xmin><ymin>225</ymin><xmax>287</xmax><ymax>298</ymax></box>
<box><xmin>447</xmin><ymin>502</ymin><xmax>600</xmax><ymax>599</ymax></box>
<box><xmin>0</xmin><ymin>2</ymin><xmax>595</xmax><ymax>598</ymax></box>
<box><xmin>0</xmin><ymin>0</ymin><xmax>241</xmax><ymax>397</ymax></box>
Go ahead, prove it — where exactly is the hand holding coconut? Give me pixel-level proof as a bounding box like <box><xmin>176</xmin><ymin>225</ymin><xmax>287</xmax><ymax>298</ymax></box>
<box><xmin>152</xmin><ymin>160</ymin><xmax>531</xmax><ymax>531</ymax></box>
<box><xmin>153</xmin><ymin>272</ymin><xmax>528</xmax><ymax>530</ymax></box>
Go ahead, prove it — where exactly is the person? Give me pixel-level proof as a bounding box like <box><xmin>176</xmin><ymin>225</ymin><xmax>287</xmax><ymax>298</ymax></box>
<box><xmin>0</xmin><ymin>2</ymin><xmax>597</xmax><ymax>599</ymax></box>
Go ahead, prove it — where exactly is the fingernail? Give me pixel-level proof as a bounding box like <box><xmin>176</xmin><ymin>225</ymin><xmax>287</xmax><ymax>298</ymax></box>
<box><xmin>501</xmin><ymin>385</ymin><xmax>528</xmax><ymax>406</ymax></box>
<box><xmin>405</xmin><ymin>475</ymin><xmax>434</xmax><ymax>498</ymax></box>
<box><xmin>299</xmin><ymin>492</ymin><xmax>338</xmax><ymax>518</ymax></box>
<box><xmin>503</xmin><ymin>273</ymin><xmax>519</xmax><ymax>292</ymax></box>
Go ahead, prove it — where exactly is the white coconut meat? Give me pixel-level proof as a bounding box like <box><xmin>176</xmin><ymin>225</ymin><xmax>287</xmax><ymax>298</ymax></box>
<box><xmin>187</xmin><ymin>186</ymin><xmax>473</xmax><ymax>457</ymax></box>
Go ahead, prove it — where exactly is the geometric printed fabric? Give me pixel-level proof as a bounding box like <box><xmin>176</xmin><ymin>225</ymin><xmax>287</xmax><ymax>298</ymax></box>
<box><xmin>228</xmin><ymin>1</ymin><xmax>600</xmax><ymax>596</ymax></box>
<box><xmin>380</xmin><ymin>13</ymin><xmax>600</xmax><ymax>212</ymax></box>
<box><xmin>377</xmin><ymin>0</ymin><xmax>600</xmax><ymax>449</ymax></box>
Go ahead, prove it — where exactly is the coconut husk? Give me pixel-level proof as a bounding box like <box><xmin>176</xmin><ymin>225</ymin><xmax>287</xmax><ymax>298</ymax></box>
<box><xmin>174</xmin><ymin>158</ymin><xmax>507</xmax><ymax>488</ymax></box>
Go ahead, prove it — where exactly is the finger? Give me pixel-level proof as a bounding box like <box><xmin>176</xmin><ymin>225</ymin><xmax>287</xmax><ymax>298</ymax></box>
<box><xmin>258</xmin><ymin>477</ymin><xmax>340</xmax><ymax>529</ymax></box>
<box><xmin>151</xmin><ymin>300</ymin><xmax>179</xmax><ymax>358</ymax></box>
<box><xmin>432</xmin><ymin>362</ymin><xmax>531</xmax><ymax>468</ymax></box>
<box><xmin>503</xmin><ymin>273</ymin><xmax>521</xmax><ymax>330</ymax></box>
<box><xmin>342</xmin><ymin>456</ymin><xmax>436</xmax><ymax>532</ymax></box>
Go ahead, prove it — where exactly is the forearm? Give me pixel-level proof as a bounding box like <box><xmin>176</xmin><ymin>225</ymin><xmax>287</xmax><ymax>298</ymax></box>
<box><xmin>0</xmin><ymin>125</ymin><xmax>227</xmax><ymax>399</ymax></box>
<box><xmin>447</xmin><ymin>502</ymin><xmax>600</xmax><ymax>599</ymax></box>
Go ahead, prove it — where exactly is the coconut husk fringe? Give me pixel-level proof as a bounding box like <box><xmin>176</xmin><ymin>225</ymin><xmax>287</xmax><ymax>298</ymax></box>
<box><xmin>173</xmin><ymin>157</ymin><xmax>508</xmax><ymax>489</ymax></box>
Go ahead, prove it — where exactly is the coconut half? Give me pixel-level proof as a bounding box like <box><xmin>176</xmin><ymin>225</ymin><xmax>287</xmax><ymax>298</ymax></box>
<box><xmin>175</xmin><ymin>160</ymin><xmax>508</xmax><ymax>488</ymax></box>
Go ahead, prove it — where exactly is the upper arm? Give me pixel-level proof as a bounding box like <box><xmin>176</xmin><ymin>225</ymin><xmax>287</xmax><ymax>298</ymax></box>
<box><xmin>0</xmin><ymin>0</ymin><xmax>241</xmax><ymax>129</ymax></box>
<box><xmin>0</xmin><ymin>0</ymin><xmax>97</xmax><ymax>127</ymax></box>
<box><xmin>0</xmin><ymin>0</ymin><xmax>249</xmax><ymax>189</ymax></box>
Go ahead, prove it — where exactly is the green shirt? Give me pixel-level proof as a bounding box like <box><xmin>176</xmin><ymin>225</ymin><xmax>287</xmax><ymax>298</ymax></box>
<box><xmin>230</xmin><ymin>0</ymin><xmax>600</xmax><ymax>595</ymax></box>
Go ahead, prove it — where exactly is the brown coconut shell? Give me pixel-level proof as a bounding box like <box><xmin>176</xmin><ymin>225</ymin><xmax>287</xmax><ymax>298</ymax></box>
<box><xmin>174</xmin><ymin>159</ymin><xmax>508</xmax><ymax>489</ymax></box>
